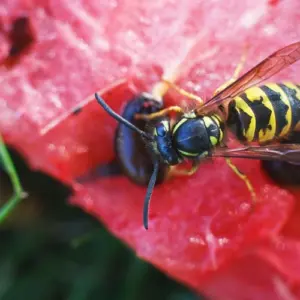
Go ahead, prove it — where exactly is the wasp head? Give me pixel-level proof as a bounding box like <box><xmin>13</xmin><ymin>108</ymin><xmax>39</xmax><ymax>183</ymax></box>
<box><xmin>151</xmin><ymin>119</ymin><xmax>182</xmax><ymax>165</ymax></box>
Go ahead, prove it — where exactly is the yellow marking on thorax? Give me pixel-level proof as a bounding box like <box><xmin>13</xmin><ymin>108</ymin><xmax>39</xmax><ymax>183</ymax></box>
<box><xmin>211</xmin><ymin>114</ymin><xmax>224</xmax><ymax>142</ymax></box>
<box><xmin>265</xmin><ymin>83</ymin><xmax>292</xmax><ymax>137</ymax></box>
<box><xmin>211</xmin><ymin>114</ymin><xmax>222</xmax><ymax>124</ymax></box>
<box><xmin>172</xmin><ymin>118</ymin><xmax>187</xmax><ymax>135</ymax></box>
<box><xmin>202</xmin><ymin>116</ymin><xmax>214</xmax><ymax>128</ymax></box>
<box><xmin>210</xmin><ymin>136</ymin><xmax>218</xmax><ymax>146</ymax></box>
<box><xmin>245</xmin><ymin>86</ymin><xmax>276</xmax><ymax>143</ymax></box>
<box><xmin>178</xmin><ymin>149</ymin><xmax>199</xmax><ymax>157</ymax></box>
<box><xmin>203</xmin><ymin>116</ymin><xmax>221</xmax><ymax>146</ymax></box>
<box><xmin>233</xmin><ymin>95</ymin><xmax>256</xmax><ymax>142</ymax></box>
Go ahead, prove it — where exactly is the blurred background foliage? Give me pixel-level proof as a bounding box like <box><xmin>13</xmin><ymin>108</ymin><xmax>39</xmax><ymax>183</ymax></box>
<box><xmin>0</xmin><ymin>147</ymin><xmax>200</xmax><ymax>300</ymax></box>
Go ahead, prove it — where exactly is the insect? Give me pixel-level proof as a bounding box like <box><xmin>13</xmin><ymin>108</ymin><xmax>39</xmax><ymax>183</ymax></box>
<box><xmin>95</xmin><ymin>41</ymin><xmax>300</xmax><ymax>230</ymax></box>
<box><xmin>75</xmin><ymin>92</ymin><xmax>169</xmax><ymax>185</ymax></box>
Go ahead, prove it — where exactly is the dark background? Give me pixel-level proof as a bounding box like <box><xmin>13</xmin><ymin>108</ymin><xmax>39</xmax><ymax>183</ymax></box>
<box><xmin>0</xmin><ymin>148</ymin><xmax>200</xmax><ymax>300</ymax></box>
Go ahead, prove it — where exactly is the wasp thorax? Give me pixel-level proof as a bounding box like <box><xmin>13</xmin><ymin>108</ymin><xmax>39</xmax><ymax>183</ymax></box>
<box><xmin>153</xmin><ymin>120</ymin><xmax>182</xmax><ymax>165</ymax></box>
<box><xmin>172</xmin><ymin>115</ymin><xmax>223</xmax><ymax>159</ymax></box>
<box><xmin>152</xmin><ymin>115</ymin><xmax>223</xmax><ymax>165</ymax></box>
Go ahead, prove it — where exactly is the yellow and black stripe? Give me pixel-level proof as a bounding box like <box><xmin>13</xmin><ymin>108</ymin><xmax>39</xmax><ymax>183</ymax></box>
<box><xmin>210</xmin><ymin>114</ymin><xmax>225</xmax><ymax>145</ymax></box>
<box><xmin>227</xmin><ymin>83</ymin><xmax>300</xmax><ymax>144</ymax></box>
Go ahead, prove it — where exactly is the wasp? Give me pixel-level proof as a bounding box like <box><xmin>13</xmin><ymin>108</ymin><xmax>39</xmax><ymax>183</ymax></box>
<box><xmin>95</xmin><ymin>41</ymin><xmax>300</xmax><ymax>230</ymax></box>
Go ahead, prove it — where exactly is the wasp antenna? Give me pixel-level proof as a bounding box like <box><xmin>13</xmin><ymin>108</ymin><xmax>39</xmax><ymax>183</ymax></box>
<box><xmin>143</xmin><ymin>159</ymin><xmax>159</xmax><ymax>230</ymax></box>
<box><xmin>95</xmin><ymin>93</ymin><xmax>152</xmax><ymax>140</ymax></box>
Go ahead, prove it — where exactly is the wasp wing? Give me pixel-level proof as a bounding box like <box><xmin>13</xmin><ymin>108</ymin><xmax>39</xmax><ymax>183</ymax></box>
<box><xmin>196</xmin><ymin>41</ymin><xmax>300</xmax><ymax>114</ymax></box>
<box><xmin>213</xmin><ymin>144</ymin><xmax>300</xmax><ymax>165</ymax></box>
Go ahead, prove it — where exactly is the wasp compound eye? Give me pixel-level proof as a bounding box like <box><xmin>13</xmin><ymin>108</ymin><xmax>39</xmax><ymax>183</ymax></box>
<box><xmin>156</xmin><ymin>122</ymin><xmax>167</xmax><ymax>137</ymax></box>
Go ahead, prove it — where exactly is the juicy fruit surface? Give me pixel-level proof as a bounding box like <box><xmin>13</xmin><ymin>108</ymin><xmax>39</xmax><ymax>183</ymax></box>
<box><xmin>1</xmin><ymin>0</ymin><xmax>300</xmax><ymax>298</ymax></box>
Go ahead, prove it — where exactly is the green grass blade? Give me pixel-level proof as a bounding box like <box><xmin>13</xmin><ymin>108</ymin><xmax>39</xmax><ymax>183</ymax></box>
<box><xmin>0</xmin><ymin>133</ymin><xmax>27</xmax><ymax>223</ymax></box>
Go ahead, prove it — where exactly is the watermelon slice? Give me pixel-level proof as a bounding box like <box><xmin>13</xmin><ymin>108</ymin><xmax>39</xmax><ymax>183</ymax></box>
<box><xmin>1</xmin><ymin>0</ymin><xmax>300</xmax><ymax>298</ymax></box>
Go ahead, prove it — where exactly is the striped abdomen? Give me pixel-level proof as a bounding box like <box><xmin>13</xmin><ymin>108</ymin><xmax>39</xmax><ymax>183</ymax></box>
<box><xmin>227</xmin><ymin>83</ymin><xmax>300</xmax><ymax>143</ymax></box>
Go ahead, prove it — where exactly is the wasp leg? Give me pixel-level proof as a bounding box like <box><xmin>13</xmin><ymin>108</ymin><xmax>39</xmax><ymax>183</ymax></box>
<box><xmin>225</xmin><ymin>158</ymin><xmax>257</xmax><ymax>206</ymax></box>
<box><xmin>161</xmin><ymin>78</ymin><xmax>204</xmax><ymax>105</ymax></box>
<box><xmin>168</xmin><ymin>161</ymin><xmax>200</xmax><ymax>178</ymax></box>
<box><xmin>213</xmin><ymin>48</ymin><xmax>248</xmax><ymax>96</ymax></box>
<box><xmin>135</xmin><ymin>105</ymin><xmax>184</xmax><ymax>121</ymax></box>
<box><xmin>151</xmin><ymin>79</ymin><xmax>173</xmax><ymax>102</ymax></box>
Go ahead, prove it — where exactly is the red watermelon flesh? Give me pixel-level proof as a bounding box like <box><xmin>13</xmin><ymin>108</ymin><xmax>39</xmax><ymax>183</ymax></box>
<box><xmin>203</xmin><ymin>254</ymin><xmax>300</xmax><ymax>300</ymax></box>
<box><xmin>1</xmin><ymin>0</ymin><xmax>300</xmax><ymax>298</ymax></box>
